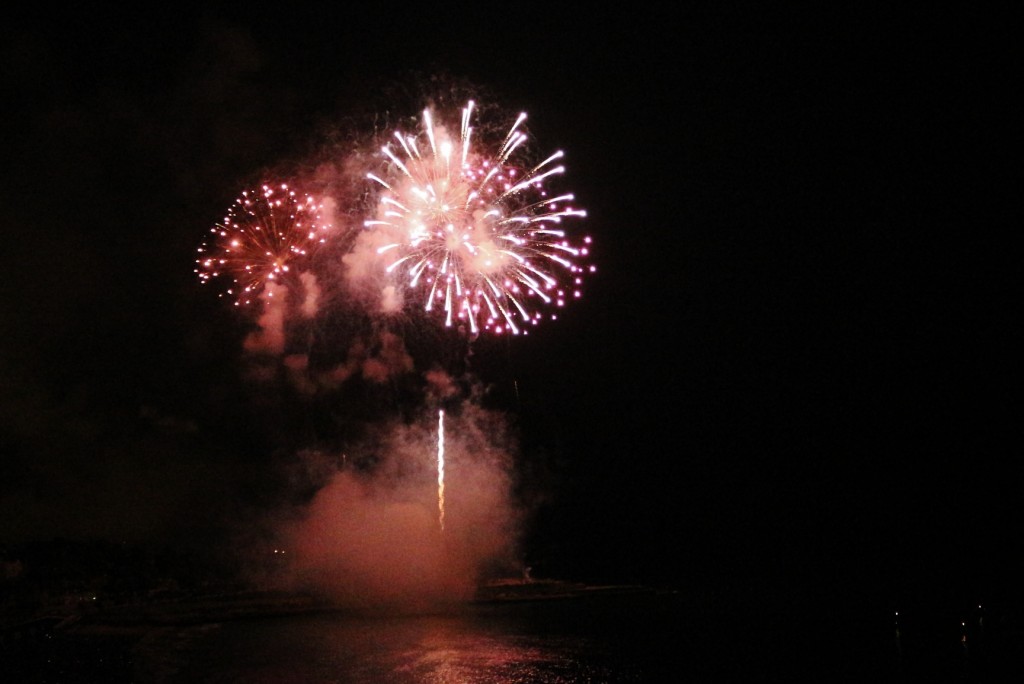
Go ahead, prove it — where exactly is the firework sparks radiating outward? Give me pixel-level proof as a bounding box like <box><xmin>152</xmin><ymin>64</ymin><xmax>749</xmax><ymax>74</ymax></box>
<box><xmin>437</xmin><ymin>409</ymin><xmax>445</xmax><ymax>532</ymax></box>
<box><xmin>365</xmin><ymin>100</ymin><xmax>594</xmax><ymax>335</ymax></box>
<box><xmin>195</xmin><ymin>184</ymin><xmax>331</xmax><ymax>306</ymax></box>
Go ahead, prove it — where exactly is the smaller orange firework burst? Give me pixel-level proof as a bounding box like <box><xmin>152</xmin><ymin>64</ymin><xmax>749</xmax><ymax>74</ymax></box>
<box><xmin>196</xmin><ymin>183</ymin><xmax>331</xmax><ymax>306</ymax></box>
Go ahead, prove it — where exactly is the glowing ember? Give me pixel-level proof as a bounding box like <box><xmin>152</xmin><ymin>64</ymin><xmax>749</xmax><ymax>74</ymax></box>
<box><xmin>195</xmin><ymin>183</ymin><xmax>331</xmax><ymax>306</ymax></box>
<box><xmin>365</xmin><ymin>100</ymin><xmax>594</xmax><ymax>335</ymax></box>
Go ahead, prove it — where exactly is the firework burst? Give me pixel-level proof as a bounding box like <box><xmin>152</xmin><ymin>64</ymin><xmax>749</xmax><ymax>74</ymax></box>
<box><xmin>196</xmin><ymin>183</ymin><xmax>332</xmax><ymax>306</ymax></box>
<box><xmin>364</xmin><ymin>100</ymin><xmax>593</xmax><ymax>335</ymax></box>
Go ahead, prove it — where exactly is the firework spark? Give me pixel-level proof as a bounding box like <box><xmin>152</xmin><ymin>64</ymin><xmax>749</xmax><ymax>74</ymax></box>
<box><xmin>196</xmin><ymin>183</ymin><xmax>332</xmax><ymax>306</ymax></box>
<box><xmin>365</xmin><ymin>100</ymin><xmax>594</xmax><ymax>335</ymax></box>
<box><xmin>437</xmin><ymin>409</ymin><xmax>445</xmax><ymax>533</ymax></box>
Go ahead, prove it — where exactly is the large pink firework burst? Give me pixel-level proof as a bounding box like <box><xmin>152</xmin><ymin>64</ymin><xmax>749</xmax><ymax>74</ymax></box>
<box><xmin>365</xmin><ymin>100</ymin><xmax>593</xmax><ymax>336</ymax></box>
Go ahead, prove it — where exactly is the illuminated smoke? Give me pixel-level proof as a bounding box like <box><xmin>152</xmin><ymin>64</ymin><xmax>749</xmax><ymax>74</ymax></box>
<box><xmin>269</xmin><ymin>406</ymin><xmax>524</xmax><ymax>612</ymax></box>
<box><xmin>242</xmin><ymin>281</ymin><xmax>286</xmax><ymax>357</ymax></box>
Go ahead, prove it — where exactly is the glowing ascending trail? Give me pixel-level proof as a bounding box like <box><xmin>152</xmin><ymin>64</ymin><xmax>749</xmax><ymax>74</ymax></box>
<box><xmin>437</xmin><ymin>409</ymin><xmax>445</xmax><ymax>532</ymax></box>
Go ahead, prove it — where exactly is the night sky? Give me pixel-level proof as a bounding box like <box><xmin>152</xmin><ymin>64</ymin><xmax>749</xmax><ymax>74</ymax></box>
<box><xmin>2</xmin><ymin>7</ymin><xmax>1017</xmax><ymax>620</ymax></box>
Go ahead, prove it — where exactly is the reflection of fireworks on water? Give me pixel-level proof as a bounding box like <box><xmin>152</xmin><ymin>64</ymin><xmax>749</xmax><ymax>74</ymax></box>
<box><xmin>365</xmin><ymin>100</ymin><xmax>594</xmax><ymax>335</ymax></box>
<box><xmin>196</xmin><ymin>183</ymin><xmax>332</xmax><ymax>306</ymax></box>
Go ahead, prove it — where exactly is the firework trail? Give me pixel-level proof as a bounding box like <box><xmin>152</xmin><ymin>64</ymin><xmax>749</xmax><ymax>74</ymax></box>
<box><xmin>365</xmin><ymin>100</ymin><xmax>594</xmax><ymax>336</ymax></box>
<box><xmin>196</xmin><ymin>183</ymin><xmax>332</xmax><ymax>306</ymax></box>
<box><xmin>437</xmin><ymin>408</ymin><xmax>445</xmax><ymax>532</ymax></box>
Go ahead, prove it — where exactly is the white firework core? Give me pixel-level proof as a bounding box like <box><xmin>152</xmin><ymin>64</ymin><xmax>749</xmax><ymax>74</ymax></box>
<box><xmin>365</xmin><ymin>101</ymin><xmax>593</xmax><ymax>336</ymax></box>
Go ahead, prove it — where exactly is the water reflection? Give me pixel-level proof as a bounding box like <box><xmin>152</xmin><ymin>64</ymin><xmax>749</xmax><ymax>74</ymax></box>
<box><xmin>155</xmin><ymin>594</ymin><xmax>684</xmax><ymax>683</ymax></box>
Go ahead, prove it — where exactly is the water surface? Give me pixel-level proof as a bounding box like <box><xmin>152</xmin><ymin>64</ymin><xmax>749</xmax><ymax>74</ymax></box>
<box><xmin>139</xmin><ymin>590</ymin><xmax>695</xmax><ymax>683</ymax></box>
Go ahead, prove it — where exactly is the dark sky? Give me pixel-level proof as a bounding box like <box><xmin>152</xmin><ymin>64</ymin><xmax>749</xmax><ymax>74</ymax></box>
<box><xmin>1</xmin><ymin>6</ymin><xmax>1017</xmax><ymax>613</ymax></box>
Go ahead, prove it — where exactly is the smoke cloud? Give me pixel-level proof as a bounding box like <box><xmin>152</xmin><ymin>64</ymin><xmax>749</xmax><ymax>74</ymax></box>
<box><xmin>255</xmin><ymin>403</ymin><xmax>524</xmax><ymax>612</ymax></box>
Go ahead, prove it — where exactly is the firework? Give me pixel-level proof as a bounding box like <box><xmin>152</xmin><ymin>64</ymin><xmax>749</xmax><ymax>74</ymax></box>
<box><xmin>364</xmin><ymin>100</ymin><xmax>594</xmax><ymax>335</ymax></box>
<box><xmin>437</xmin><ymin>409</ymin><xmax>446</xmax><ymax>533</ymax></box>
<box><xmin>196</xmin><ymin>183</ymin><xmax>331</xmax><ymax>306</ymax></box>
